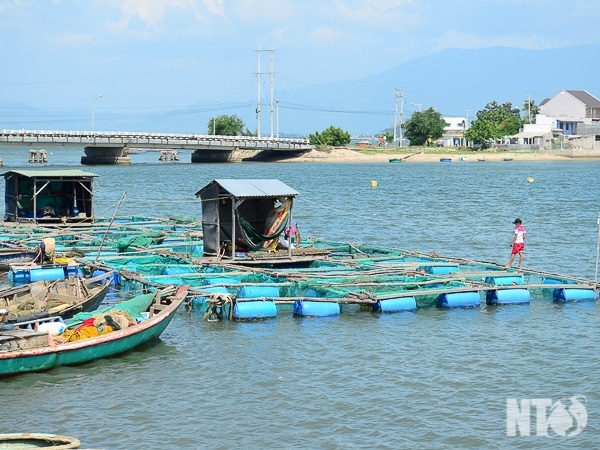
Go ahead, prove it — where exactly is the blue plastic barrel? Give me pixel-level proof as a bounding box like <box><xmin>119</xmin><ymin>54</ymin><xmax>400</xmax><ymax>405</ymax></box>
<box><xmin>29</xmin><ymin>267</ymin><xmax>66</xmax><ymax>282</ymax></box>
<box><xmin>553</xmin><ymin>288</ymin><xmax>597</xmax><ymax>302</ymax></box>
<box><xmin>485</xmin><ymin>276</ymin><xmax>523</xmax><ymax>286</ymax></box>
<box><xmin>374</xmin><ymin>296</ymin><xmax>417</xmax><ymax>312</ymax></box>
<box><xmin>7</xmin><ymin>269</ymin><xmax>28</xmax><ymax>282</ymax></box>
<box><xmin>233</xmin><ymin>300</ymin><xmax>277</xmax><ymax>320</ymax></box>
<box><xmin>66</xmin><ymin>266</ymin><xmax>82</xmax><ymax>277</ymax></box>
<box><xmin>293</xmin><ymin>301</ymin><xmax>340</xmax><ymax>317</ymax></box>
<box><xmin>423</xmin><ymin>265</ymin><xmax>460</xmax><ymax>275</ymax></box>
<box><xmin>237</xmin><ymin>285</ymin><xmax>280</xmax><ymax>298</ymax></box>
<box><xmin>437</xmin><ymin>291</ymin><xmax>480</xmax><ymax>308</ymax></box>
<box><xmin>486</xmin><ymin>289</ymin><xmax>531</xmax><ymax>305</ymax></box>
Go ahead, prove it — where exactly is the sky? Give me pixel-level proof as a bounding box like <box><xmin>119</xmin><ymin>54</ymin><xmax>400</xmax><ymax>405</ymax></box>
<box><xmin>1</xmin><ymin>0</ymin><xmax>600</xmax><ymax>134</ymax></box>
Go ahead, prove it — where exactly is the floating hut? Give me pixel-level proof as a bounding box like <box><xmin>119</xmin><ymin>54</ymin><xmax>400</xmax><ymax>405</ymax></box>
<box><xmin>3</xmin><ymin>169</ymin><xmax>97</xmax><ymax>223</ymax></box>
<box><xmin>195</xmin><ymin>179</ymin><xmax>326</xmax><ymax>267</ymax></box>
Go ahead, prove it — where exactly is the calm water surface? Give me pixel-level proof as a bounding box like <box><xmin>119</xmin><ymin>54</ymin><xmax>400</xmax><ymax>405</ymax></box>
<box><xmin>1</xmin><ymin>147</ymin><xmax>599</xmax><ymax>448</ymax></box>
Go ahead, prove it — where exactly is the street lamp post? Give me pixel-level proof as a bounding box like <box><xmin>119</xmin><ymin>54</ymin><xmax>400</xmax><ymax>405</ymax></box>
<box><xmin>213</xmin><ymin>101</ymin><xmax>223</xmax><ymax>135</ymax></box>
<box><xmin>92</xmin><ymin>94</ymin><xmax>103</xmax><ymax>132</ymax></box>
<box><xmin>276</xmin><ymin>100</ymin><xmax>279</xmax><ymax>138</ymax></box>
<box><xmin>410</xmin><ymin>102</ymin><xmax>422</xmax><ymax>112</ymax></box>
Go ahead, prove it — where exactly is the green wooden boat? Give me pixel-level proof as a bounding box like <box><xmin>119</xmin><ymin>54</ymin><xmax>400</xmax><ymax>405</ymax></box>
<box><xmin>0</xmin><ymin>285</ymin><xmax>188</xmax><ymax>376</ymax></box>
<box><xmin>388</xmin><ymin>158</ymin><xmax>403</xmax><ymax>163</ymax></box>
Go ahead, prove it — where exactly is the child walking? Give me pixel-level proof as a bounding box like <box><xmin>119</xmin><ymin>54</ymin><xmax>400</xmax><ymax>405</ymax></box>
<box><xmin>505</xmin><ymin>218</ymin><xmax>526</xmax><ymax>269</ymax></box>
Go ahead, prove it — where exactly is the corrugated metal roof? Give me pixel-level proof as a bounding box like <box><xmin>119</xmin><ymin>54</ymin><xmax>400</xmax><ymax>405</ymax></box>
<box><xmin>195</xmin><ymin>179</ymin><xmax>298</xmax><ymax>198</ymax></box>
<box><xmin>2</xmin><ymin>169</ymin><xmax>98</xmax><ymax>178</ymax></box>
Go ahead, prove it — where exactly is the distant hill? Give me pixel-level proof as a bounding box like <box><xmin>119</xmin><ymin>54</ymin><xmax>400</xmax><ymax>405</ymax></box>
<box><xmin>1</xmin><ymin>44</ymin><xmax>599</xmax><ymax>136</ymax></box>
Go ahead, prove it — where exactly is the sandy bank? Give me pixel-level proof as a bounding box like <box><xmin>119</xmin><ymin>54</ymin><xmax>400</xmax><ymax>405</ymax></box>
<box><xmin>288</xmin><ymin>147</ymin><xmax>579</xmax><ymax>163</ymax></box>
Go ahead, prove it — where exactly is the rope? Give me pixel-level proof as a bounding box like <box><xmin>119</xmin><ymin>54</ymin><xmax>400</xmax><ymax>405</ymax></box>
<box><xmin>202</xmin><ymin>292</ymin><xmax>235</xmax><ymax>322</ymax></box>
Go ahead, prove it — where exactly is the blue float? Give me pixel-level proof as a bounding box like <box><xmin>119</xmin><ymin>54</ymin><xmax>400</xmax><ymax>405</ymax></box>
<box><xmin>233</xmin><ymin>300</ymin><xmax>277</xmax><ymax>320</ymax></box>
<box><xmin>293</xmin><ymin>300</ymin><xmax>340</xmax><ymax>317</ymax></box>
<box><xmin>485</xmin><ymin>275</ymin><xmax>523</xmax><ymax>286</ymax></box>
<box><xmin>553</xmin><ymin>288</ymin><xmax>597</xmax><ymax>302</ymax></box>
<box><xmin>29</xmin><ymin>267</ymin><xmax>66</xmax><ymax>282</ymax></box>
<box><xmin>237</xmin><ymin>285</ymin><xmax>280</xmax><ymax>298</ymax></box>
<box><xmin>303</xmin><ymin>288</ymin><xmax>322</xmax><ymax>298</ymax></box>
<box><xmin>423</xmin><ymin>265</ymin><xmax>460</xmax><ymax>275</ymax></box>
<box><xmin>374</xmin><ymin>296</ymin><xmax>417</xmax><ymax>312</ymax></box>
<box><xmin>437</xmin><ymin>292</ymin><xmax>480</xmax><ymax>308</ymax></box>
<box><xmin>486</xmin><ymin>289</ymin><xmax>531</xmax><ymax>305</ymax></box>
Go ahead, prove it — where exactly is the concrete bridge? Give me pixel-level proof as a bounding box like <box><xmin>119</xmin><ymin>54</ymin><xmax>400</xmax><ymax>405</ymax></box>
<box><xmin>0</xmin><ymin>129</ymin><xmax>314</xmax><ymax>164</ymax></box>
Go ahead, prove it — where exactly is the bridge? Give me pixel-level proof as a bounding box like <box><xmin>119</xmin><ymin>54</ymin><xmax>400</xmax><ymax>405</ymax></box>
<box><xmin>0</xmin><ymin>129</ymin><xmax>314</xmax><ymax>164</ymax></box>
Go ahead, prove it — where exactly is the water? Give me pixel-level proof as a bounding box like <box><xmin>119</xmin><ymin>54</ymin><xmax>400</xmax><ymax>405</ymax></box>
<box><xmin>1</xmin><ymin>147</ymin><xmax>599</xmax><ymax>448</ymax></box>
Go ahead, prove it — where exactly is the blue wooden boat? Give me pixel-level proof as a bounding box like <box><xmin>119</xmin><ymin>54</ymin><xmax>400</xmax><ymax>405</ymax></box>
<box><xmin>439</xmin><ymin>158</ymin><xmax>452</xmax><ymax>163</ymax></box>
<box><xmin>0</xmin><ymin>285</ymin><xmax>188</xmax><ymax>376</ymax></box>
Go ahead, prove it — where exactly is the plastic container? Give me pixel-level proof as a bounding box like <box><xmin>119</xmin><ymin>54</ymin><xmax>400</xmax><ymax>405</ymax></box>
<box><xmin>486</xmin><ymin>289</ymin><xmax>531</xmax><ymax>305</ymax></box>
<box><xmin>374</xmin><ymin>296</ymin><xmax>417</xmax><ymax>312</ymax></box>
<box><xmin>437</xmin><ymin>291</ymin><xmax>481</xmax><ymax>308</ymax></box>
<box><xmin>233</xmin><ymin>300</ymin><xmax>277</xmax><ymax>320</ymax></box>
<box><xmin>553</xmin><ymin>288</ymin><xmax>597</xmax><ymax>302</ymax></box>
<box><xmin>29</xmin><ymin>267</ymin><xmax>66</xmax><ymax>282</ymax></box>
<box><xmin>423</xmin><ymin>265</ymin><xmax>460</xmax><ymax>275</ymax></box>
<box><xmin>485</xmin><ymin>275</ymin><xmax>523</xmax><ymax>286</ymax></box>
<box><xmin>237</xmin><ymin>285</ymin><xmax>280</xmax><ymax>298</ymax></box>
<box><xmin>293</xmin><ymin>300</ymin><xmax>340</xmax><ymax>317</ymax></box>
<box><xmin>204</xmin><ymin>277</ymin><xmax>241</xmax><ymax>285</ymax></box>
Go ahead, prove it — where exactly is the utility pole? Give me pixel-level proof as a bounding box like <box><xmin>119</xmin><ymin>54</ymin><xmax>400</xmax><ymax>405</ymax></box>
<box><xmin>255</xmin><ymin>46</ymin><xmax>276</xmax><ymax>138</ymax></box>
<box><xmin>527</xmin><ymin>92</ymin><xmax>531</xmax><ymax>123</ymax></box>
<box><xmin>255</xmin><ymin>46</ymin><xmax>262</xmax><ymax>137</ymax></box>
<box><xmin>399</xmin><ymin>87</ymin><xmax>405</xmax><ymax>147</ymax></box>
<box><xmin>269</xmin><ymin>47</ymin><xmax>275</xmax><ymax>138</ymax></box>
<box><xmin>393</xmin><ymin>88</ymin><xmax>399</xmax><ymax>145</ymax></box>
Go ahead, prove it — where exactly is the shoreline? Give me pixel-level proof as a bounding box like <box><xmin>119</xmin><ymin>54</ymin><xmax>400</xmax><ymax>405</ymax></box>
<box><xmin>286</xmin><ymin>147</ymin><xmax>590</xmax><ymax>163</ymax></box>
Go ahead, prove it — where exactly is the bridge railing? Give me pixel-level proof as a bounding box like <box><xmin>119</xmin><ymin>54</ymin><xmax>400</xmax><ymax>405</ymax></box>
<box><xmin>0</xmin><ymin>129</ymin><xmax>309</xmax><ymax>144</ymax></box>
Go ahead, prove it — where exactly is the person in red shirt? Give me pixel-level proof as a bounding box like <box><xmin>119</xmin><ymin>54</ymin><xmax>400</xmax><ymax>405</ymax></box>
<box><xmin>505</xmin><ymin>218</ymin><xmax>526</xmax><ymax>269</ymax></box>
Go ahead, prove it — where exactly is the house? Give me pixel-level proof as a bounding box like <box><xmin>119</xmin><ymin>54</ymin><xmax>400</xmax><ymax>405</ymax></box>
<box><xmin>439</xmin><ymin>116</ymin><xmax>467</xmax><ymax>146</ymax></box>
<box><xmin>539</xmin><ymin>90</ymin><xmax>600</xmax><ymax>135</ymax></box>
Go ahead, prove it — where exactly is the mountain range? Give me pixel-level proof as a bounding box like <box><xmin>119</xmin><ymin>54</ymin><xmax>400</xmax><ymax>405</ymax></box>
<box><xmin>1</xmin><ymin>44</ymin><xmax>599</xmax><ymax>136</ymax></box>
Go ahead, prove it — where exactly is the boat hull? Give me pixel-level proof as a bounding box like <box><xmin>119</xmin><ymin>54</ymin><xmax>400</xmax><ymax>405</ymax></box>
<box><xmin>0</xmin><ymin>286</ymin><xmax>187</xmax><ymax>376</ymax></box>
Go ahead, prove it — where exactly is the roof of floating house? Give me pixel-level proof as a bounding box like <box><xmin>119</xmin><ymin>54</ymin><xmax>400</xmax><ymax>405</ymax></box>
<box><xmin>195</xmin><ymin>179</ymin><xmax>299</xmax><ymax>199</ymax></box>
<box><xmin>2</xmin><ymin>169</ymin><xmax>98</xmax><ymax>178</ymax></box>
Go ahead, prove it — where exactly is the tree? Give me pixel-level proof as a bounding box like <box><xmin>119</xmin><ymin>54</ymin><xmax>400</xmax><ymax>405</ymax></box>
<box><xmin>522</xmin><ymin>99</ymin><xmax>539</xmax><ymax>123</ymax></box>
<box><xmin>464</xmin><ymin>101</ymin><xmax>522</xmax><ymax>147</ymax></box>
<box><xmin>208</xmin><ymin>114</ymin><xmax>246</xmax><ymax>136</ymax></box>
<box><xmin>403</xmin><ymin>107</ymin><xmax>447</xmax><ymax>146</ymax></box>
<box><xmin>309</xmin><ymin>126</ymin><xmax>351</xmax><ymax>146</ymax></box>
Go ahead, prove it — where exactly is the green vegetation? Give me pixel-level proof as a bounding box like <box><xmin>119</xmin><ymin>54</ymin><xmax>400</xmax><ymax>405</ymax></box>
<box><xmin>464</xmin><ymin>101</ymin><xmax>522</xmax><ymax>148</ymax></box>
<box><xmin>404</xmin><ymin>107</ymin><xmax>447</xmax><ymax>146</ymax></box>
<box><xmin>522</xmin><ymin>98</ymin><xmax>539</xmax><ymax>123</ymax></box>
<box><xmin>309</xmin><ymin>126</ymin><xmax>351</xmax><ymax>146</ymax></box>
<box><xmin>208</xmin><ymin>114</ymin><xmax>253</xmax><ymax>136</ymax></box>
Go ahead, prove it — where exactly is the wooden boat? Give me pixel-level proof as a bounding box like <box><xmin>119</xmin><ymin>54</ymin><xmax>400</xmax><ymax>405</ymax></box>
<box><xmin>0</xmin><ymin>247</ymin><xmax>38</xmax><ymax>270</ymax></box>
<box><xmin>477</xmin><ymin>157</ymin><xmax>486</xmax><ymax>161</ymax></box>
<box><xmin>0</xmin><ymin>272</ymin><xmax>113</xmax><ymax>325</ymax></box>
<box><xmin>439</xmin><ymin>158</ymin><xmax>452</xmax><ymax>163</ymax></box>
<box><xmin>0</xmin><ymin>285</ymin><xmax>188</xmax><ymax>376</ymax></box>
<box><xmin>503</xmin><ymin>157</ymin><xmax>514</xmax><ymax>161</ymax></box>
<box><xmin>0</xmin><ymin>433</ymin><xmax>81</xmax><ymax>448</ymax></box>
<box><xmin>388</xmin><ymin>158</ymin><xmax>403</xmax><ymax>163</ymax></box>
